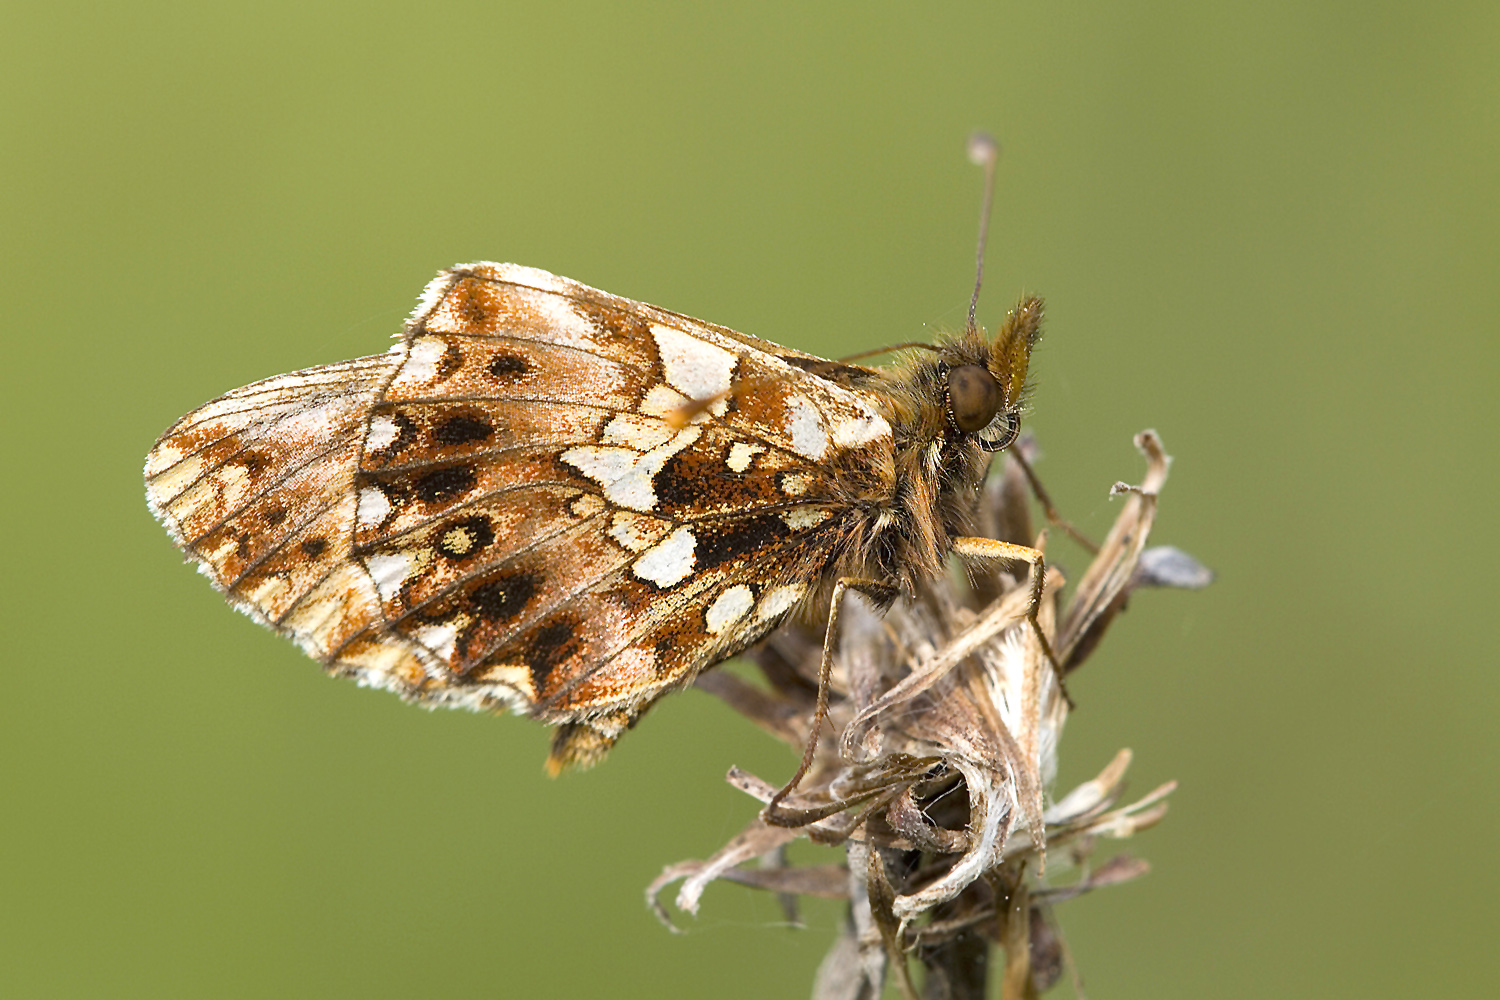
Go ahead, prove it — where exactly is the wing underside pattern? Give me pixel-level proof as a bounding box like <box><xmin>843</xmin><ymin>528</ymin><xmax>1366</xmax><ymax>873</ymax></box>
<box><xmin>146</xmin><ymin>262</ymin><xmax>898</xmax><ymax>764</ymax></box>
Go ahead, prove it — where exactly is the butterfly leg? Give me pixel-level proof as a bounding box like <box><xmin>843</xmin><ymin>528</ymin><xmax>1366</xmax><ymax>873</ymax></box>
<box><xmin>950</xmin><ymin>535</ymin><xmax>1072</xmax><ymax>706</ymax></box>
<box><xmin>763</xmin><ymin>576</ymin><xmax>896</xmax><ymax>827</ymax></box>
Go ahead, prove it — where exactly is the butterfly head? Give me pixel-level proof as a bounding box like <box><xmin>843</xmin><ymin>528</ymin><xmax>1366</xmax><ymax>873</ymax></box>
<box><xmin>941</xmin><ymin>295</ymin><xmax>1043</xmax><ymax>453</ymax></box>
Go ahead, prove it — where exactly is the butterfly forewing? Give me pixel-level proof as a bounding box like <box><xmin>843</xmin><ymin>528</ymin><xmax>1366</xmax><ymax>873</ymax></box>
<box><xmin>149</xmin><ymin>262</ymin><xmax>900</xmax><ymax>758</ymax></box>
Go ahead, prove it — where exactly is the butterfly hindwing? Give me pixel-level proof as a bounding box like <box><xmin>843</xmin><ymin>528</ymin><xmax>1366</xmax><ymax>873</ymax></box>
<box><xmin>144</xmin><ymin>351</ymin><xmax>444</xmax><ymax>698</ymax></box>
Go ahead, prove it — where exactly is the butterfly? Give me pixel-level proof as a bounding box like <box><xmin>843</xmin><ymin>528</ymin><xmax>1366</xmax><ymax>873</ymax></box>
<box><xmin>145</xmin><ymin>147</ymin><xmax>1051</xmax><ymax>775</ymax></box>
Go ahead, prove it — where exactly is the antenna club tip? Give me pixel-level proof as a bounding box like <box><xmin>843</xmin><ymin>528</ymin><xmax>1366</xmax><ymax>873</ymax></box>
<box><xmin>967</xmin><ymin>131</ymin><xmax>1001</xmax><ymax>166</ymax></box>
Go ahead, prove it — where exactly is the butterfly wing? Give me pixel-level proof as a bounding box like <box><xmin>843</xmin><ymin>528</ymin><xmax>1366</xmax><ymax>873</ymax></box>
<box><xmin>147</xmin><ymin>262</ymin><xmax>896</xmax><ymax>768</ymax></box>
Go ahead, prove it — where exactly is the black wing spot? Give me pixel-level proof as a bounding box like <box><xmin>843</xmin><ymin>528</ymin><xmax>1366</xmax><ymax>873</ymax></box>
<box><xmin>525</xmin><ymin>617</ymin><xmax>581</xmax><ymax>691</ymax></box>
<box><xmin>653</xmin><ymin>451</ymin><xmax>702</xmax><ymax>508</ymax></box>
<box><xmin>469</xmin><ymin>570</ymin><xmax>540</xmax><ymax>623</ymax></box>
<box><xmin>432</xmin><ymin>415</ymin><xmax>494</xmax><ymax>446</ymax></box>
<box><xmin>414</xmin><ymin>465</ymin><xmax>476</xmax><ymax>502</ymax></box>
<box><xmin>300</xmin><ymin>537</ymin><xmax>327</xmax><ymax>559</ymax></box>
<box><xmin>696</xmin><ymin>514</ymin><xmax>790</xmax><ymax>571</ymax></box>
<box><xmin>488</xmin><ymin>353</ymin><xmax>529</xmax><ymax>378</ymax></box>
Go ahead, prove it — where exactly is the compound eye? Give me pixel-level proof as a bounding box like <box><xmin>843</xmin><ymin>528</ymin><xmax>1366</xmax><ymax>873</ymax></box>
<box><xmin>947</xmin><ymin>364</ymin><xmax>1001</xmax><ymax>433</ymax></box>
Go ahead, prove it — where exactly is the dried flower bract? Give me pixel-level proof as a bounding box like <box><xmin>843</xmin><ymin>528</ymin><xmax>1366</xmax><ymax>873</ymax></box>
<box><xmin>650</xmin><ymin>431</ymin><xmax>1210</xmax><ymax>999</ymax></box>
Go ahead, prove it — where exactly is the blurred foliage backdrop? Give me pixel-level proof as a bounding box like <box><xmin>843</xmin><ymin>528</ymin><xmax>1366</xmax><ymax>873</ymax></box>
<box><xmin>4</xmin><ymin>2</ymin><xmax>1497</xmax><ymax>997</ymax></box>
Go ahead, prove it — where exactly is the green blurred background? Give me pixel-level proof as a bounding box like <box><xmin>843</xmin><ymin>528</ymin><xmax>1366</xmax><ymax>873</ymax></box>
<box><xmin>4</xmin><ymin>2</ymin><xmax>1496</xmax><ymax>997</ymax></box>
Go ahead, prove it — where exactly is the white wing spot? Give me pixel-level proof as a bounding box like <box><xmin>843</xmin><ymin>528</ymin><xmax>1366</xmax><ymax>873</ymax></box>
<box><xmin>365</xmin><ymin>552</ymin><xmax>412</xmax><ymax>602</ymax></box>
<box><xmin>652</xmin><ymin>324</ymin><xmax>737</xmax><ymax>402</ymax></box>
<box><xmin>560</xmin><ymin>445</ymin><xmax>638</xmax><ymax>492</ymax></box>
<box><xmin>705</xmin><ymin>585</ymin><xmax>755</xmax><ymax>633</ymax></box>
<box><xmin>415</xmin><ymin>622</ymin><xmax>459</xmax><ymax>660</ymax></box>
<box><xmin>531</xmin><ymin>292</ymin><xmax>596</xmax><ymax>341</ymax></box>
<box><xmin>480</xmin><ymin>262</ymin><xmax>575</xmax><ymax>296</ymax></box>
<box><xmin>392</xmin><ymin>336</ymin><xmax>446</xmax><ymax>388</ymax></box>
<box><xmin>562</xmin><ymin>427</ymin><xmax>702</xmax><ymax>512</ymax></box>
<box><xmin>356</xmin><ymin>487</ymin><xmax>392</xmax><ymax>529</ymax></box>
<box><xmin>785</xmin><ymin>394</ymin><xmax>829</xmax><ymax>460</ymax></box>
<box><xmin>830</xmin><ymin>408</ymin><xmax>892</xmax><ymax>448</ymax></box>
<box><xmin>632</xmin><ymin>526</ymin><xmax>696</xmax><ymax>587</ymax></box>
<box><xmin>366</xmin><ymin>414</ymin><xmax>400</xmax><ymax>452</ymax></box>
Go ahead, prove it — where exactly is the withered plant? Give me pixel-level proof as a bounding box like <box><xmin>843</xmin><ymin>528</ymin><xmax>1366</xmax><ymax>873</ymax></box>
<box><xmin>651</xmin><ymin>431</ymin><xmax>1210</xmax><ymax>999</ymax></box>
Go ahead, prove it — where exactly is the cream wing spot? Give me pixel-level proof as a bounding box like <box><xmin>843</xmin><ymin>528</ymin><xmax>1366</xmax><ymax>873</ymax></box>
<box><xmin>780</xmin><ymin>471</ymin><xmax>814</xmax><ymax>496</ymax></box>
<box><xmin>726</xmin><ymin>442</ymin><xmax>764</xmax><ymax>473</ymax></box>
<box><xmin>602</xmin><ymin>413</ymin><xmax>674</xmax><ymax>451</ymax></box>
<box><xmin>756</xmin><ymin>583</ymin><xmax>807</xmax><ymax>623</ymax></box>
<box><xmin>439</xmin><ymin>525</ymin><xmax>479</xmax><ymax>556</ymax></box>
<box><xmin>473</xmin><ymin>662</ymin><xmax>537</xmax><ymax>701</ymax></box>
<box><xmin>244</xmin><ymin>573</ymin><xmax>291</xmax><ymax>607</ymax></box>
<box><xmin>144</xmin><ymin>443</ymin><xmax>186</xmax><ymax>479</ymax></box>
<box><xmin>640</xmin><ymin>384</ymin><xmax>690</xmax><ymax>420</ymax></box>
<box><xmin>780</xmin><ymin>507</ymin><xmax>830</xmax><ymax>531</ymax></box>
<box><xmin>705</xmin><ymin>585</ymin><xmax>755</xmax><ymax>633</ymax></box>
<box><xmin>213</xmin><ymin>464</ymin><xmax>254</xmax><ymax>511</ymax></box>
<box><xmin>607</xmin><ymin>512</ymin><xmax>664</xmax><ymax>553</ymax></box>
<box><xmin>569</xmin><ymin>493</ymin><xmax>607</xmax><ymax>519</ymax></box>
<box><xmin>652</xmin><ymin>324</ymin><xmax>736</xmax><ymax>401</ymax></box>
<box><xmin>632</xmin><ymin>526</ymin><xmax>696</xmax><ymax>588</ymax></box>
<box><xmin>144</xmin><ymin>448</ymin><xmax>203</xmax><ymax>497</ymax></box>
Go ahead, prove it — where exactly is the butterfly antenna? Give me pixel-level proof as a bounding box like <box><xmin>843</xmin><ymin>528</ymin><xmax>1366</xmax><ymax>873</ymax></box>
<box><xmin>966</xmin><ymin>131</ymin><xmax>1001</xmax><ymax>334</ymax></box>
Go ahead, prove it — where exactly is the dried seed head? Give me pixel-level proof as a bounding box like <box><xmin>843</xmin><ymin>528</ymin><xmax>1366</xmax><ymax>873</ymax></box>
<box><xmin>652</xmin><ymin>431</ymin><xmax>1210</xmax><ymax>998</ymax></box>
